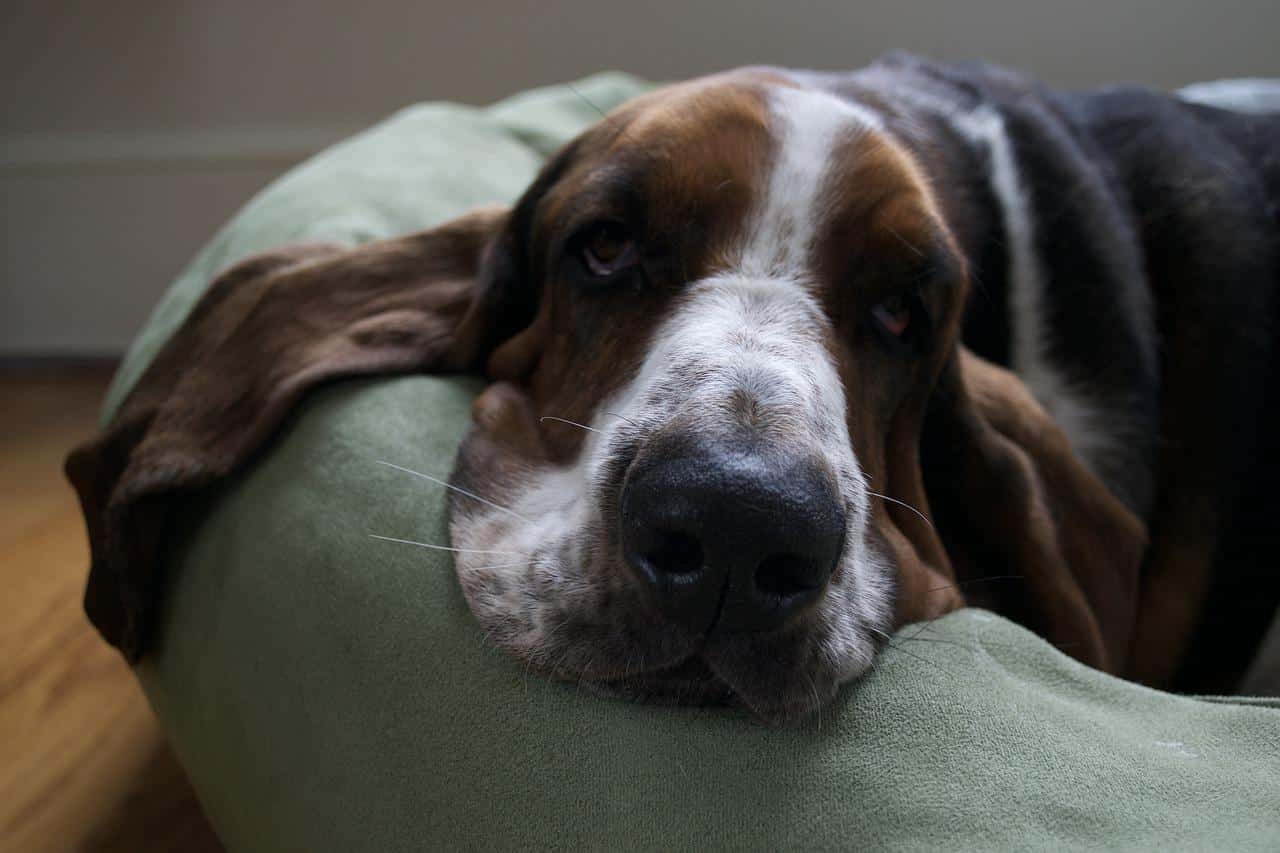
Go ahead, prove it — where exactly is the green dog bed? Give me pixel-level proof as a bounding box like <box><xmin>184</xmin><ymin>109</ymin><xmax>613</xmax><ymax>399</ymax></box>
<box><xmin>113</xmin><ymin>74</ymin><xmax>1280</xmax><ymax>852</ymax></box>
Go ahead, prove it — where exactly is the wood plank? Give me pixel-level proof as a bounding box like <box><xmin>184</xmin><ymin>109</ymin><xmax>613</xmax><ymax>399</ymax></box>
<box><xmin>0</xmin><ymin>372</ymin><xmax>222</xmax><ymax>853</ymax></box>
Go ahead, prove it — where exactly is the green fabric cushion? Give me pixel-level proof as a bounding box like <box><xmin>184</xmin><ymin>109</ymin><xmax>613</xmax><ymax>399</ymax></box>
<box><xmin>124</xmin><ymin>74</ymin><xmax>1280</xmax><ymax>852</ymax></box>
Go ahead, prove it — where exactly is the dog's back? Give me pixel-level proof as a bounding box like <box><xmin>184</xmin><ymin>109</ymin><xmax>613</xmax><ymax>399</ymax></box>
<box><xmin>1076</xmin><ymin>86</ymin><xmax>1280</xmax><ymax>691</ymax></box>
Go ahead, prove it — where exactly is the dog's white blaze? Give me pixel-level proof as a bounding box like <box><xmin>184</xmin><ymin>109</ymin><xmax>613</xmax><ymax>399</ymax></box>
<box><xmin>737</xmin><ymin>85</ymin><xmax>882</xmax><ymax>279</ymax></box>
<box><xmin>951</xmin><ymin>105</ymin><xmax>1110</xmax><ymax>472</ymax></box>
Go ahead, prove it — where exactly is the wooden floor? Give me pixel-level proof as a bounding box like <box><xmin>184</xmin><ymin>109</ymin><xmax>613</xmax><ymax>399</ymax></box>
<box><xmin>0</xmin><ymin>370</ymin><xmax>222</xmax><ymax>853</ymax></box>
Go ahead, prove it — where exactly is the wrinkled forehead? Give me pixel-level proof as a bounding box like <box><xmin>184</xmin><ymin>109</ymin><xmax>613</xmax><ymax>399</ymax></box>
<box><xmin>542</xmin><ymin>72</ymin><xmax>925</xmax><ymax>276</ymax></box>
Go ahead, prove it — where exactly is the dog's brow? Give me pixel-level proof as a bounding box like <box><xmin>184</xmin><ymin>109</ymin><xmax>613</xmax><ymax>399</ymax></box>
<box><xmin>552</xmin><ymin>164</ymin><xmax>645</xmax><ymax>233</ymax></box>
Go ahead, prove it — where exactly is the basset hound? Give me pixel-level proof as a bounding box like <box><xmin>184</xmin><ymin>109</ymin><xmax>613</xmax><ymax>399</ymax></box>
<box><xmin>68</xmin><ymin>54</ymin><xmax>1280</xmax><ymax>722</ymax></box>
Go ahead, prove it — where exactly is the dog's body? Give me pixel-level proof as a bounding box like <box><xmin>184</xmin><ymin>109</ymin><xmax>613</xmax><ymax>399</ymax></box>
<box><xmin>70</xmin><ymin>56</ymin><xmax>1280</xmax><ymax>721</ymax></box>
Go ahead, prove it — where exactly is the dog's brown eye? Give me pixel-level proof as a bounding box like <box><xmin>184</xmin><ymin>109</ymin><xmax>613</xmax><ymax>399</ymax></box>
<box><xmin>580</xmin><ymin>223</ymin><xmax>637</xmax><ymax>277</ymax></box>
<box><xmin>871</xmin><ymin>294</ymin><xmax>911</xmax><ymax>337</ymax></box>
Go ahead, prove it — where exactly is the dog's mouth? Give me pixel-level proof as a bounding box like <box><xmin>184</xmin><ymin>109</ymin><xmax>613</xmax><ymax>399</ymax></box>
<box><xmin>588</xmin><ymin>609</ymin><xmax>891</xmax><ymax>723</ymax></box>
<box><xmin>596</xmin><ymin>656</ymin><xmax>739</xmax><ymax>708</ymax></box>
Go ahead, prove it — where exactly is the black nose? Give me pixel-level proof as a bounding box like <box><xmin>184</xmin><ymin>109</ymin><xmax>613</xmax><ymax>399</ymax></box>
<box><xmin>620</xmin><ymin>442</ymin><xmax>846</xmax><ymax>636</ymax></box>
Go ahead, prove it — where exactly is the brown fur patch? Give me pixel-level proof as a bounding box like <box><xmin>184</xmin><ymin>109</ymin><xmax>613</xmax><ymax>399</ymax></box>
<box><xmin>501</xmin><ymin>76</ymin><xmax>780</xmax><ymax>462</ymax></box>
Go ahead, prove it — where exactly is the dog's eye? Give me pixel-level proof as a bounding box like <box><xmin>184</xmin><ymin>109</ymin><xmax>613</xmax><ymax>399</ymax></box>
<box><xmin>578</xmin><ymin>222</ymin><xmax>638</xmax><ymax>277</ymax></box>
<box><xmin>871</xmin><ymin>293</ymin><xmax>911</xmax><ymax>338</ymax></box>
<box><xmin>869</xmin><ymin>288</ymin><xmax>933</xmax><ymax>357</ymax></box>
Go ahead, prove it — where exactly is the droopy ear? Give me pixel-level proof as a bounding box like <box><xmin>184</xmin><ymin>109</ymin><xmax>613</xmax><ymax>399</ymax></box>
<box><xmin>912</xmin><ymin>348</ymin><xmax>1147</xmax><ymax>673</ymax></box>
<box><xmin>67</xmin><ymin>203</ymin><xmax>526</xmax><ymax>660</ymax></box>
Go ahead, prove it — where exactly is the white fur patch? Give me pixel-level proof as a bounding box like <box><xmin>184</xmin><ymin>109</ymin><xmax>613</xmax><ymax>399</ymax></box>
<box><xmin>737</xmin><ymin>85</ymin><xmax>882</xmax><ymax>279</ymax></box>
<box><xmin>601</xmin><ymin>272</ymin><xmax>893</xmax><ymax>670</ymax></box>
<box><xmin>1179</xmin><ymin>78</ymin><xmax>1280</xmax><ymax>114</ymax></box>
<box><xmin>950</xmin><ymin>105</ymin><xmax>1111</xmax><ymax>473</ymax></box>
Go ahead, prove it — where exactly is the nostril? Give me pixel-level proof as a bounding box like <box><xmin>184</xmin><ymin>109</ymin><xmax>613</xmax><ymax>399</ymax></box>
<box><xmin>646</xmin><ymin>529</ymin><xmax>704</xmax><ymax>577</ymax></box>
<box><xmin>621</xmin><ymin>442</ymin><xmax>845</xmax><ymax>635</ymax></box>
<box><xmin>755</xmin><ymin>553</ymin><xmax>824</xmax><ymax>599</ymax></box>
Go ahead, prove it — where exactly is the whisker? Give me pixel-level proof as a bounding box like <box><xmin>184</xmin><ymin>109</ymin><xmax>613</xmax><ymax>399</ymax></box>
<box><xmin>901</xmin><ymin>617</ymin><xmax>938</xmax><ymax>644</ymax></box>
<box><xmin>567</xmin><ymin>82</ymin><xmax>611</xmax><ymax>121</ymax></box>
<box><xmin>926</xmin><ymin>574</ymin><xmax>1024</xmax><ymax>594</ymax></box>
<box><xmin>575</xmin><ymin>654</ymin><xmax>597</xmax><ymax>694</ymax></box>
<box><xmin>867</xmin><ymin>490</ymin><xmax>934</xmax><ymax>529</ymax></box>
<box><xmin>902</xmin><ymin>636</ymin><xmax>973</xmax><ymax>651</ymax></box>
<box><xmin>869</xmin><ymin>625</ymin><xmax>960</xmax><ymax>674</ymax></box>
<box><xmin>885</xmin><ymin>224</ymin><xmax>925</xmax><ymax>257</ymax></box>
<box><xmin>893</xmin><ymin>622</ymin><xmax>968</xmax><ymax>649</ymax></box>
<box><xmin>807</xmin><ymin>669</ymin><xmax>822</xmax><ymax>733</ymax></box>
<box><xmin>375</xmin><ymin>460</ymin><xmax>531</xmax><ymax>523</ymax></box>
<box><xmin>539</xmin><ymin>415</ymin><xmax>602</xmax><ymax>434</ymax></box>
<box><xmin>368</xmin><ymin>534</ymin><xmax>526</xmax><ymax>557</ymax></box>
<box><xmin>882</xmin><ymin>641</ymin><xmax>957</xmax><ymax>679</ymax></box>
<box><xmin>602</xmin><ymin>410</ymin><xmax>640</xmax><ymax>428</ymax></box>
<box><xmin>567</xmin><ymin>83</ymin><xmax>643</xmax><ymax>149</ymax></box>
<box><xmin>473</xmin><ymin>553</ymin><xmax>550</xmax><ymax>573</ymax></box>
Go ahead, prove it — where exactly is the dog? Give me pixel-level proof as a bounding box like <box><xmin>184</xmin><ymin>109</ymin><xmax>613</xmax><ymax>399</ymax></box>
<box><xmin>69</xmin><ymin>54</ymin><xmax>1280</xmax><ymax>722</ymax></box>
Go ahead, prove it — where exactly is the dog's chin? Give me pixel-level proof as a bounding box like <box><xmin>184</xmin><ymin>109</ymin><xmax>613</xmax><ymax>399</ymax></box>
<box><xmin>582</xmin><ymin>643</ymin><xmax>856</xmax><ymax>725</ymax></box>
<box><xmin>593</xmin><ymin>657</ymin><xmax>739</xmax><ymax>708</ymax></box>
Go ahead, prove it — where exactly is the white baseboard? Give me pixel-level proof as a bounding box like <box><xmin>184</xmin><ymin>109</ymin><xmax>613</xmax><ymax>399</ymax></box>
<box><xmin>0</xmin><ymin>124</ymin><xmax>365</xmax><ymax>356</ymax></box>
<box><xmin>0</xmin><ymin>124</ymin><xmax>361</xmax><ymax>173</ymax></box>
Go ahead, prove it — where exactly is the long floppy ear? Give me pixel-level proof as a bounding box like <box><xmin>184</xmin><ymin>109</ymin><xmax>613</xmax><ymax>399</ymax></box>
<box><xmin>910</xmin><ymin>347</ymin><xmax>1147</xmax><ymax>673</ymax></box>
<box><xmin>66</xmin><ymin>204</ymin><xmax>525</xmax><ymax>660</ymax></box>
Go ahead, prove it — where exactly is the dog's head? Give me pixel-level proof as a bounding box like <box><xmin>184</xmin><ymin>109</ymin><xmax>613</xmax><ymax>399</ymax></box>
<box><xmin>418</xmin><ymin>71</ymin><xmax>1145</xmax><ymax>721</ymax></box>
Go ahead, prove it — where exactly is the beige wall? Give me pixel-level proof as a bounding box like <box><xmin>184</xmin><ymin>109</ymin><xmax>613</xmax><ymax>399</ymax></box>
<box><xmin>4</xmin><ymin>0</ymin><xmax>1279</xmax><ymax>355</ymax></box>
